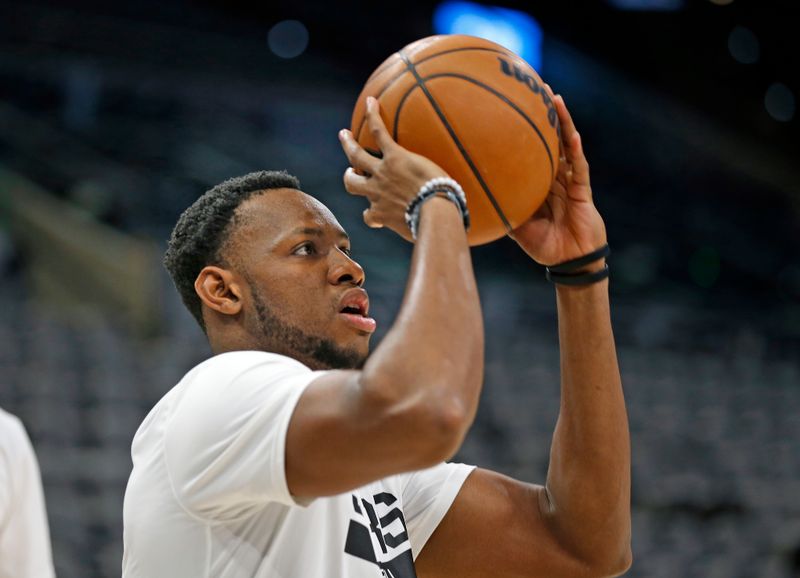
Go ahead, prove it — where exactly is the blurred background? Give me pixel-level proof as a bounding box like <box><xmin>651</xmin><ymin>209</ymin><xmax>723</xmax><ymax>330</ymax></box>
<box><xmin>0</xmin><ymin>0</ymin><xmax>798</xmax><ymax>576</ymax></box>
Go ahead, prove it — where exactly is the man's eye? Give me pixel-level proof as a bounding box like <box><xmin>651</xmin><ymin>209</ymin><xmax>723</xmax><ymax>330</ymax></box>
<box><xmin>340</xmin><ymin>246</ymin><xmax>352</xmax><ymax>257</ymax></box>
<box><xmin>294</xmin><ymin>244</ymin><xmax>315</xmax><ymax>256</ymax></box>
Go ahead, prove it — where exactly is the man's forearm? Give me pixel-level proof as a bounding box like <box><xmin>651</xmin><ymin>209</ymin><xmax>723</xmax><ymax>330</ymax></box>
<box><xmin>543</xmin><ymin>273</ymin><xmax>632</xmax><ymax>573</ymax></box>
<box><xmin>360</xmin><ymin>197</ymin><xmax>484</xmax><ymax>451</ymax></box>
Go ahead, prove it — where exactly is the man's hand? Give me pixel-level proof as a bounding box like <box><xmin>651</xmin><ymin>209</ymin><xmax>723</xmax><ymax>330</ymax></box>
<box><xmin>338</xmin><ymin>96</ymin><xmax>448</xmax><ymax>241</ymax></box>
<box><xmin>510</xmin><ymin>88</ymin><xmax>607</xmax><ymax>270</ymax></box>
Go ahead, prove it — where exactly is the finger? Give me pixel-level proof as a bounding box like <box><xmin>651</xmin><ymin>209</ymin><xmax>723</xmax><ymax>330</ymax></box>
<box><xmin>365</xmin><ymin>96</ymin><xmax>397</xmax><ymax>154</ymax></box>
<box><xmin>343</xmin><ymin>167</ymin><xmax>370</xmax><ymax>197</ymax></box>
<box><xmin>339</xmin><ymin>129</ymin><xmax>379</xmax><ymax>176</ymax></box>
<box><xmin>567</xmin><ymin>131</ymin><xmax>591</xmax><ymax>189</ymax></box>
<box><xmin>555</xmin><ymin>161</ymin><xmax>570</xmax><ymax>188</ymax></box>
<box><xmin>550</xmin><ymin>177</ymin><xmax>567</xmax><ymax>198</ymax></box>
<box><xmin>553</xmin><ymin>95</ymin><xmax>590</xmax><ymax>186</ymax></box>
<box><xmin>543</xmin><ymin>84</ymin><xmax>566</xmax><ymax>158</ymax></box>
<box><xmin>362</xmin><ymin>207</ymin><xmax>384</xmax><ymax>228</ymax></box>
<box><xmin>553</xmin><ymin>94</ymin><xmax>577</xmax><ymax>153</ymax></box>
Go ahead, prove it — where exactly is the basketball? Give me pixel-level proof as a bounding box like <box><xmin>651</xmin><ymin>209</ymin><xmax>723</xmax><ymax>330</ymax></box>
<box><xmin>351</xmin><ymin>34</ymin><xmax>560</xmax><ymax>246</ymax></box>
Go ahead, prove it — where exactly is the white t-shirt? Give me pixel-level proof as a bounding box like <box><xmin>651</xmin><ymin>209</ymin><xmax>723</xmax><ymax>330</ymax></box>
<box><xmin>122</xmin><ymin>351</ymin><xmax>474</xmax><ymax>578</ymax></box>
<box><xmin>0</xmin><ymin>408</ymin><xmax>56</xmax><ymax>578</ymax></box>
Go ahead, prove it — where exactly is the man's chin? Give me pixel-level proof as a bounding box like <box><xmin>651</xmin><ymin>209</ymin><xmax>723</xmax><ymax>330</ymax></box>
<box><xmin>304</xmin><ymin>339</ymin><xmax>367</xmax><ymax>371</ymax></box>
<box><xmin>248</xmin><ymin>285</ymin><xmax>369</xmax><ymax>370</ymax></box>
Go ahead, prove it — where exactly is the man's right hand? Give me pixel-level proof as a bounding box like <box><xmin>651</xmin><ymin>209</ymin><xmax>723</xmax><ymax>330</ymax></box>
<box><xmin>338</xmin><ymin>96</ymin><xmax>449</xmax><ymax>242</ymax></box>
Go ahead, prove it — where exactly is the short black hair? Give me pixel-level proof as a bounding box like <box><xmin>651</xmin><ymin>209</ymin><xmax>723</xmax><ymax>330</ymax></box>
<box><xmin>164</xmin><ymin>170</ymin><xmax>301</xmax><ymax>330</ymax></box>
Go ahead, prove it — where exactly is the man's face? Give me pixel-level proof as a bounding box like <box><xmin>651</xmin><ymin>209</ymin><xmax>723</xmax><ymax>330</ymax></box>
<box><xmin>223</xmin><ymin>188</ymin><xmax>375</xmax><ymax>370</ymax></box>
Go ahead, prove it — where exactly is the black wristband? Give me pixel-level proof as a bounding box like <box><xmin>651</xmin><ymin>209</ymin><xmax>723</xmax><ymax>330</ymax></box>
<box><xmin>546</xmin><ymin>263</ymin><xmax>610</xmax><ymax>286</ymax></box>
<box><xmin>546</xmin><ymin>244</ymin><xmax>610</xmax><ymax>274</ymax></box>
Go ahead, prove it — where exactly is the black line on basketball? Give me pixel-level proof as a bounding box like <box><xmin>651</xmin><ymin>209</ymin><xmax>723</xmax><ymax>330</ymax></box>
<box><xmin>397</xmin><ymin>49</ymin><xmax>513</xmax><ymax>233</ymax></box>
<box><xmin>393</xmin><ymin>84</ymin><xmax>421</xmax><ymax>142</ymax></box>
<box><xmin>410</xmin><ymin>46</ymin><xmax>514</xmax><ymax>67</ymax></box>
<box><xmin>354</xmin><ymin>46</ymin><xmax>514</xmax><ymax>142</ymax></box>
<box><xmin>422</xmin><ymin>73</ymin><xmax>556</xmax><ymax>182</ymax></box>
<box><xmin>355</xmin><ymin>115</ymin><xmax>367</xmax><ymax>146</ymax></box>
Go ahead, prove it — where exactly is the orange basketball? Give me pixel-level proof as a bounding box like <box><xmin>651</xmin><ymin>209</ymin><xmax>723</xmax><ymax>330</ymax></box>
<box><xmin>351</xmin><ymin>34</ymin><xmax>560</xmax><ymax>246</ymax></box>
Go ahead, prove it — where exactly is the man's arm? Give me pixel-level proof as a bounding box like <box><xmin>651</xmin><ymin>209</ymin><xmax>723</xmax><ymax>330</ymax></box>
<box><xmin>416</xmin><ymin>91</ymin><xmax>631</xmax><ymax>577</ymax></box>
<box><xmin>546</xmin><ymin>269</ymin><xmax>631</xmax><ymax>572</ymax></box>
<box><xmin>285</xmin><ymin>97</ymin><xmax>485</xmax><ymax>498</ymax></box>
<box><xmin>415</xmin><ymin>276</ymin><xmax>630</xmax><ymax>578</ymax></box>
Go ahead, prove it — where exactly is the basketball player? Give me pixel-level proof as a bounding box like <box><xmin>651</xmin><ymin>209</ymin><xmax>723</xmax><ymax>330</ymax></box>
<box><xmin>122</xmin><ymin>90</ymin><xmax>631</xmax><ymax>578</ymax></box>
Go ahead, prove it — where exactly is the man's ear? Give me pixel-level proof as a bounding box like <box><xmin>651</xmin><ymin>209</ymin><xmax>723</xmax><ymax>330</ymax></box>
<box><xmin>195</xmin><ymin>266</ymin><xmax>244</xmax><ymax>317</ymax></box>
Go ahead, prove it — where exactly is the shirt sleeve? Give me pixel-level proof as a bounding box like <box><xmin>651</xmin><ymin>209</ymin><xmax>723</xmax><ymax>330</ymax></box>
<box><xmin>163</xmin><ymin>352</ymin><xmax>327</xmax><ymax>521</ymax></box>
<box><xmin>400</xmin><ymin>461</ymin><xmax>476</xmax><ymax>560</ymax></box>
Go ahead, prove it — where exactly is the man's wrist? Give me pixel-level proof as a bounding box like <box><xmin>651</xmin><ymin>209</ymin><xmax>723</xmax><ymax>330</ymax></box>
<box><xmin>417</xmin><ymin>195</ymin><xmax>465</xmax><ymax>226</ymax></box>
<box><xmin>573</xmin><ymin>258</ymin><xmax>607</xmax><ymax>274</ymax></box>
<box><xmin>554</xmin><ymin>266</ymin><xmax>609</xmax><ymax>296</ymax></box>
<box><xmin>545</xmin><ymin>243</ymin><xmax>610</xmax><ymax>287</ymax></box>
<box><xmin>406</xmin><ymin>177</ymin><xmax>469</xmax><ymax>240</ymax></box>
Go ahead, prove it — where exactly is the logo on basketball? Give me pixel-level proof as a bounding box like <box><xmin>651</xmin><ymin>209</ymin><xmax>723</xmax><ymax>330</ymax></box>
<box><xmin>497</xmin><ymin>57</ymin><xmax>558</xmax><ymax>129</ymax></box>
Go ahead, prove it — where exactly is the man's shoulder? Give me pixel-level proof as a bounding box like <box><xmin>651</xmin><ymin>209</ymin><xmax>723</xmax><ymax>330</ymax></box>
<box><xmin>190</xmin><ymin>350</ymin><xmax>312</xmax><ymax>381</ymax></box>
<box><xmin>147</xmin><ymin>351</ymin><xmax>313</xmax><ymax>420</ymax></box>
<box><xmin>185</xmin><ymin>350</ymin><xmax>321</xmax><ymax>416</ymax></box>
<box><xmin>132</xmin><ymin>352</ymin><xmax>309</xmax><ymax>443</ymax></box>
<box><xmin>164</xmin><ymin>351</ymin><xmax>311</xmax><ymax>397</ymax></box>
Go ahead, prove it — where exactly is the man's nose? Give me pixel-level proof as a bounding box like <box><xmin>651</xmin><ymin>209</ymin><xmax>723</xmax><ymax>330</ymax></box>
<box><xmin>328</xmin><ymin>249</ymin><xmax>365</xmax><ymax>287</ymax></box>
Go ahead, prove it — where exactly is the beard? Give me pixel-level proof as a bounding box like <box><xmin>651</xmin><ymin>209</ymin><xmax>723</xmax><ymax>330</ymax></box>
<box><xmin>249</xmin><ymin>283</ymin><xmax>366</xmax><ymax>371</ymax></box>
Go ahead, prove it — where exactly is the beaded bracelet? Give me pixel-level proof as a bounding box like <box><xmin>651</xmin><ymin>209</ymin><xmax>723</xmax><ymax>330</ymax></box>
<box><xmin>405</xmin><ymin>177</ymin><xmax>470</xmax><ymax>240</ymax></box>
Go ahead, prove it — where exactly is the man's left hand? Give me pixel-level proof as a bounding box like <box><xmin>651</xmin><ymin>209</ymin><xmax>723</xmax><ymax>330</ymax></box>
<box><xmin>510</xmin><ymin>88</ymin><xmax>608</xmax><ymax>270</ymax></box>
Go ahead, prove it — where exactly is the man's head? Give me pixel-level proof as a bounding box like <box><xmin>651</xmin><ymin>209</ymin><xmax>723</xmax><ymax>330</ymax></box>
<box><xmin>164</xmin><ymin>170</ymin><xmax>375</xmax><ymax>370</ymax></box>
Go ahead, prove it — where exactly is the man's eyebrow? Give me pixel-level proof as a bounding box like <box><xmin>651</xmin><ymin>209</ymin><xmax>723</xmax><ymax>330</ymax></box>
<box><xmin>289</xmin><ymin>227</ymin><xmax>349</xmax><ymax>240</ymax></box>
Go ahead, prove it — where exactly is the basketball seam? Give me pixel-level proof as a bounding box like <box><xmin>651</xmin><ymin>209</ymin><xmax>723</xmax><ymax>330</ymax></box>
<box><xmin>422</xmin><ymin>73</ymin><xmax>557</xmax><ymax>182</ymax></box>
<box><xmin>354</xmin><ymin>46</ymin><xmax>515</xmax><ymax>143</ymax></box>
<box><xmin>397</xmin><ymin>49</ymin><xmax>513</xmax><ymax>233</ymax></box>
<box><xmin>393</xmin><ymin>85</ymin><xmax>419</xmax><ymax>142</ymax></box>
<box><xmin>390</xmin><ymin>73</ymin><xmax>557</xmax><ymax>182</ymax></box>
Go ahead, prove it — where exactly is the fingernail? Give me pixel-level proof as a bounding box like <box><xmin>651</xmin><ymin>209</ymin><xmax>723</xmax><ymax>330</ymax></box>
<box><xmin>338</xmin><ymin>129</ymin><xmax>347</xmax><ymax>140</ymax></box>
<box><xmin>366</xmin><ymin>96</ymin><xmax>375</xmax><ymax>111</ymax></box>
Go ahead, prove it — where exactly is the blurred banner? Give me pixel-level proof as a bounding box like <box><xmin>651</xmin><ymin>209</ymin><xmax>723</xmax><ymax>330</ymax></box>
<box><xmin>1</xmin><ymin>167</ymin><xmax>161</xmax><ymax>335</ymax></box>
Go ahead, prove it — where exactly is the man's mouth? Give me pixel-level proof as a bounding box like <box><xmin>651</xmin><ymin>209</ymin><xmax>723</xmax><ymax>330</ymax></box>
<box><xmin>338</xmin><ymin>289</ymin><xmax>377</xmax><ymax>334</ymax></box>
<box><xmin>340</xmin><ymin>304</ymin><xmax>366</xmax><ymax>315</ymax></box>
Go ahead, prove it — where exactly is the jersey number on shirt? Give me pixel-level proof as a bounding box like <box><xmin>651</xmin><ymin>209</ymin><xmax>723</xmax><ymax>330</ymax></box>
<box><xmin>344</xmin><ymin>492</ymin><xmax>416</xmax><ymax>578</ymax></box>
